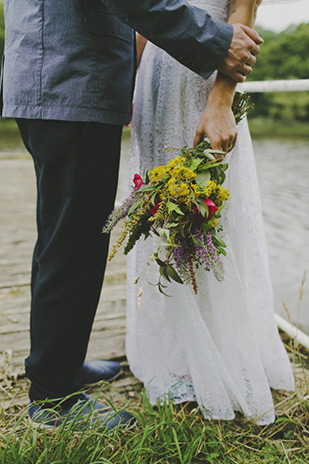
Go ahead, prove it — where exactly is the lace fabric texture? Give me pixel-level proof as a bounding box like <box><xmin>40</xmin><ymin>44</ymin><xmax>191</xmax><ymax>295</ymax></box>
<box><xmin>126</xmin><ymin>0</ymin><xmax>295</xmax><ymax>425</ymax></box>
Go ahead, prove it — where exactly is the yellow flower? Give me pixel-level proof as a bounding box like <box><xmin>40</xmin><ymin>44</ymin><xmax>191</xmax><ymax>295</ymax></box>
<box><xmin>214</xmin><ymin>185</ymin><xmax>230</xmax><ymax>205</ymax></box>
<box><xmin>167</xmin><ymin>156</ymin><xmax>185</xmax><ymax>168</ymax></box>
<box><xmin>191</xmin><ymin>183</ymin><xmax>201</xmax><ymax>197</ymax></box>
<box><xmin>204</xmin><ymin>180</ymin><xmax>217</xmax><ymax>197</ymax></box>
<box><xmin>179</xmin><ymin>182</ymin><xmax>190</xmax><ymax>196</ymax></box>
<box><xmin>167</xmin><ymin>180</ymin><xmax>191</xmax><ymax>203</ymax></box>
<box><xmin>171</xmin><ymin>165</ymin><xmax>196</xmax><ymax>182</ymax></box>
<box><xmin>209</xmin><ymin>218</ymin><xmax>218</xmax><ymax>228</ymax></box>
<box><xmin>149</xmin><ymin>165</ymin><xmax>169</xmax><ymax>183</ymax></box>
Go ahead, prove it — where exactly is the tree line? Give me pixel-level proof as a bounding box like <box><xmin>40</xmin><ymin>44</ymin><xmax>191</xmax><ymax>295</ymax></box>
<box><xmin>249</xmin><ymin>24</ymin><xmax>309</xmax><ymax>121</ymax></box>
<box><xmin>0</xmin><ymin>5</ymin><xmax>308</xmax><ymax>122</ymax></box>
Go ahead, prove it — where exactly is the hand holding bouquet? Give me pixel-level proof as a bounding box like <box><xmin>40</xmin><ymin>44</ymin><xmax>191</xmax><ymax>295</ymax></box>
<box><xmin>103</xmin><ymin>92</ymin><xmax>252</xmax><ymax>294</ymax></box>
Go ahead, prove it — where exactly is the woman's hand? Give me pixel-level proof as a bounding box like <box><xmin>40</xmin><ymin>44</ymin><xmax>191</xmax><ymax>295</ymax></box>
<box><xmin>193</xmin><ymin>101</ymin><xmax>238</xmax><ymax>157</ymax></box>
<box><xmin>193</xmin><ymin>0</ymin><xmax>262</xmax><ymax>157</ymax></box>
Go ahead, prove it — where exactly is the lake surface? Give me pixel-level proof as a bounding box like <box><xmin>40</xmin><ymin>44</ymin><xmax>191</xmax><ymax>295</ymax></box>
<box><xmin>118</xmin><ymin>135</ymin><xmax>309</xmax><ymax>333</ymax></box>
<box><xmin>0</xmin><ymin>128</ymin><xmax>308</xmax><ymax>332</ymax></box>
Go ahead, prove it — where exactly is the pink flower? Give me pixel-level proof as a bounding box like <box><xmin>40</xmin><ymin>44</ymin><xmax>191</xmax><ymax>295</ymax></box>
<box><xmin>133</xmin><ymin>174</ymin><xmax>144</xmax><ymax>190</ymax></box>
<box><xmin>194</xmin><ymin>198</ymin><xmax>218</xmax><ymax>220</ymax></box>
<box><xmin>205</xmin><ymin>198</ymin><xmax>218</xmax><ymax>219</ymax></box>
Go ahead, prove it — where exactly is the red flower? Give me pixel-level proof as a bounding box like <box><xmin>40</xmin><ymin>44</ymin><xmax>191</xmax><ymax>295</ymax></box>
<box><xmin>194</xmin><ymin>198</ymin><xmax>218</xmax><ymax>220</ymax></box>
<box><xmin>133</xmin><ymin>174</ymin><xmax>144</xmax><ymax>190</ymax></box>
<box><xmin>205</xmin><ymin>198</ymin><xmax>218</xmax><ymax>219</ymax></box>
<box><xmin>150</xmin><ymin>200</ymin><xmax>160</xmax><ymax>215</ymax></box>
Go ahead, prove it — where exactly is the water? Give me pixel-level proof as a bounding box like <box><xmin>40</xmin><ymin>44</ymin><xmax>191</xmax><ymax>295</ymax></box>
<box><xmin>253</xmin><ymin>138</ymin><xmax>309</xmax><ymax>333</ymax></box>
<box><xmin>118</xmin><ymin>135</ymin><xmax>309</xmax><ymax>333</ymax></box>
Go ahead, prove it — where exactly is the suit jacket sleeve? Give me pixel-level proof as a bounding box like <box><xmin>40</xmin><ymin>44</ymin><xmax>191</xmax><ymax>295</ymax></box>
<box><xmin>100</xmin><ymin>0</ymin><xmax>233</xmax><ymax>79</ymax></box>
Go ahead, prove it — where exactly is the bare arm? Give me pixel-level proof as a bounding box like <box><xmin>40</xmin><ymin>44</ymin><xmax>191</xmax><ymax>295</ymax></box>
<box><xmin>136</xmin><ymin>33</ymin><xmax>148</xmax><ymax>68</ymax></box>
<box><xmin>194</xmin><ymin>0</ymin><xmax>263</xmax><ymax>150</ymax></box>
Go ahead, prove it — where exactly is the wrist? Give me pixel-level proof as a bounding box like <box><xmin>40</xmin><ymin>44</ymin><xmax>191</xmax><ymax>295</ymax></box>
<box><xmin>208</xmin><ymin>74</ymin><xmax>236</xmax><ymax>107</ymax></box>
<box><xmin>208</xmin><ymin>89</ymin><xmax>234</xmax><ymax>108</ymax></box>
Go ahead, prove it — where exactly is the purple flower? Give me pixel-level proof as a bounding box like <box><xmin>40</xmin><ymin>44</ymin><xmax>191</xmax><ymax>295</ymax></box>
<box><xmin>195</xmin><ymin>231</ymin><xmax>224</xmax><ymax>281</ymax></box>
<box><xmin>102</xmin><ymin>191</ymin><xmax>137</xmax><ymax>234</ymax></box>
<box><xmin>171</xmin><ymin>231</ymin><xmax>224</xmax><ymax>283</ymax></box>
<box><xmin>172</xmin><ymin>241</ymin><xmax>192</xmax><ymax>284</ymax></box>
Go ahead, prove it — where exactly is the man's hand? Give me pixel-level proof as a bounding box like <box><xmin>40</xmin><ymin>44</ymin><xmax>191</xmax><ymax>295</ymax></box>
<box><xmin>218</xmin><ymin>23</ymin><xmax>263</xmax><ymax>83</ymax></box>
<box><xmin>193</xmin><ymin>101</ymin><xmax>237</xmax><ymax>157</ymax></box>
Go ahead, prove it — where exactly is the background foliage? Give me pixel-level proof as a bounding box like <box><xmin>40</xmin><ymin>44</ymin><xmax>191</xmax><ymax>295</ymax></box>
<box><xmin>249</xmin><ymin>24</ymin><xmax>309</xmax><ymax>122</ymax></box>
<box><xmin>0</xmin><ymin>4</ymin><xmax>308</xmax><ymax>122</ymax></box>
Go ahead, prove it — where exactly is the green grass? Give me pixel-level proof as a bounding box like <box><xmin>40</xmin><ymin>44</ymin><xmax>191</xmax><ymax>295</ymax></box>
<box><xmin>0</xmin><ymin>288</ymin><xmax>308</xmax><ymax>464</ymax></box>
<box><xmin>2</xmin><ymin>331</ymin><xmax>308</xmax><ymax>463</ymax></box>
<box><xmin>248</xmin><ymin>117</ymin><xmax>309</xmax><ymax>139</ymax></box>
<box><xmin>0</xmin><ymin>119</ymin><xmax>21</xmax><ymax>137</ymax></box>
<box><xmin>0</xmin><ymin>380</ymin><xmax>308</xmax><ymax>464</ymax></box>
<box><xmin>0</xmin><ymin>119</ymin><xmax>25</xmax><ymax>151</ymax></box>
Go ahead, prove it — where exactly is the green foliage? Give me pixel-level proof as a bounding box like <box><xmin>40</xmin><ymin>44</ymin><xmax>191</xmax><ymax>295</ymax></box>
<box><xmin>249</xmin><ymin>23</ymin><xmax>309</xmax><ymax>122</ymax></box>
<box><xmin>252</xmin><ymin>24</ymin><xmax>309</xmax><ymax>81</ymax></box>
<box><xmin>248</xmin><ymin>117</ymin><xmax>309</xmax><ymax>138</ymax></box>
<box><xmin>265</xmin><ymin>92</ymin><xmax>309</xmax><ymax>121</ymax></box>
<box><xmin>0</xmin><ymin>390</ymin><xmax>308</xmax><ymax>463</ymax></box>
<box><xmin>251</xmin><ymin>91</ymin><xmax>309</xmax><ymax>122</ymax></box>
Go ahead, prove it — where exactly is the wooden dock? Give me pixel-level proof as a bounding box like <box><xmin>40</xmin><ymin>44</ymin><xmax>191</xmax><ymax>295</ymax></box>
<box><xmin>0</xmin><ymin>152</ymin><xmax>140</xmax><ymax>412</ymax></box>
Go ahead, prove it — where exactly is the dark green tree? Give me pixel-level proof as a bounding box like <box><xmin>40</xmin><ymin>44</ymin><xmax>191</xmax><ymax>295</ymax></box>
<box><xmin>249</xmin><ymin>24</ymin><xmax>309</xmax><ymax>121</ymax></box>
<box><xmin>251</xmin><ymin>24</ymin><xmax>309</xmax><ymax>81</ymax></box>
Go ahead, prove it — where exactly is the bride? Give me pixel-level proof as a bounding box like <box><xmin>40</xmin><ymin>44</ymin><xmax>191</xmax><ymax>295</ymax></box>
<box><xmin>126</xmin><ymin>0</ymin><xmax>295</xmax><ymax>425</ymax></box>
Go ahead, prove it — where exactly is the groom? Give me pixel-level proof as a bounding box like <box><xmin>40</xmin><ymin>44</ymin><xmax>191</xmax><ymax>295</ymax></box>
<box><xmin>1</xmin><ymin>0</ymin><xmax>262</xmax><ymax>429</ymax></box>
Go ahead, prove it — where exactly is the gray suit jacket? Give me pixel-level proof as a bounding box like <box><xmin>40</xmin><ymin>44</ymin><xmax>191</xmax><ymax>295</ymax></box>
<box><xmin>1</xmin><ymin>0</ymin><xmax>232</xmax><ymax>125</ymax></box>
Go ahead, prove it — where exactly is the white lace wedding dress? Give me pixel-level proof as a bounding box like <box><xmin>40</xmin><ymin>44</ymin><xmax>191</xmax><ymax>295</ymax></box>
<box><xmin>126</xmin><ymin>0</ymin><xmax>295</xmax><ymax>425</ymax></box>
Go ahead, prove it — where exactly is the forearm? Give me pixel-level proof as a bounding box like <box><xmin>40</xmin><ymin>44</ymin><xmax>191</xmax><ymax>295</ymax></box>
<box><xmin>136</xmin><ymin>33</ymin><xmax>148</xmax><ymax>68</ymax></box>
<box><xmin>210</xmin><ymin>0</ymin><xmax>261</xmax><ymax>106</ymax></box>
<box><xmin>194</xmin><ymin>1</ymin><xmax>262</xmax><ymax>149</ymax></box>
<box><xmin>229</xmin><ymin>0</ymin><xmax>262</xmax><ymax>27</ymax></box>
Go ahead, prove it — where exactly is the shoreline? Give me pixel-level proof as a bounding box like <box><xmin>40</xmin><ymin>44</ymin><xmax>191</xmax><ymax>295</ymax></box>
<box><xmin>1</xmin><ymin>118</ymin><xmax>309</xmax><ymax>147</ymax></box>
<box><xmin>248</xmin><ymin>117</ymin><xmax>309</xmax><ymax>138</ymax></box>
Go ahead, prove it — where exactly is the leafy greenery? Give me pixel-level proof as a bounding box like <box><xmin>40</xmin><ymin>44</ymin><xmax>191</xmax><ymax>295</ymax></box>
<box><xmin>248</xmin><ymin>117</ymin><xmax>309</xmax><ymax>138</ymax></box>
<box><xmin>252</xmin><ymin>24</ymin><xmax>309</xmax><ymax>81</ymax></box>
<box><xmin>248</xmin><ymin>24</ymin><xmax>309</xmax><ymax>122</ymax></box>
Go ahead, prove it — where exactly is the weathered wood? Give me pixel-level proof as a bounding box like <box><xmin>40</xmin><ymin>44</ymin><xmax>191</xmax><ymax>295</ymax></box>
<box><xmin>0</xmin><ymin>155</ymin><xmax>129</xmax><ymax>384</ymax></box>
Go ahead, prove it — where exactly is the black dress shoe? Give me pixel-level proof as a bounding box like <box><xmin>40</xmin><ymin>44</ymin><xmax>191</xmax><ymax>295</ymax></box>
<box><xmin>29</xmin><ymin>392</ymin><xmax>135</xmax><ymax>431</ymax></box>
<box><xmin>77</xmin><ymin>360</ymin><xmax>121</xmax><ymax>385</ymax></box>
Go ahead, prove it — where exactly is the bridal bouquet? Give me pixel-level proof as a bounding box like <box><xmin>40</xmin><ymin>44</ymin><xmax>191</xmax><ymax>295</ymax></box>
<box><xmin>103</xmin><ymin>93</ymin><xmax>252</xmax><ymax>294</ymax></box>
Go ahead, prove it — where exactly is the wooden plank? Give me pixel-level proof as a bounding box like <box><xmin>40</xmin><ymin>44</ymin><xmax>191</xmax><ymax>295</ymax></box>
<box><xmin>0</xmin><ymin>155</ymin><xmax>133</xmax><ymax>405</ymax></box>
